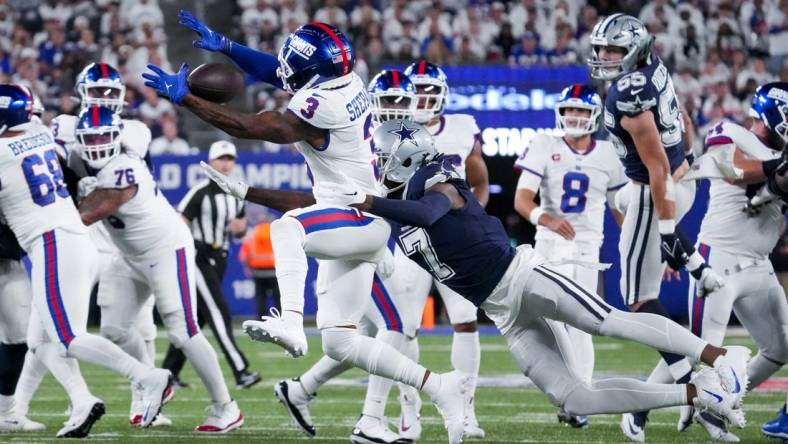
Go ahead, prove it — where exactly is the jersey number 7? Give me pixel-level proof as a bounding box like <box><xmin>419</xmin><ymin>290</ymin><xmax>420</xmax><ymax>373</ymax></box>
<box><xmin>399</xmin><ymin>227</ymin><xmax>455</xmax><ymax>281</ymax></box>
<box><xmin>21</xmin><ymin>149</ymin><xmax>69</xmax><ymax>207</ymax></box>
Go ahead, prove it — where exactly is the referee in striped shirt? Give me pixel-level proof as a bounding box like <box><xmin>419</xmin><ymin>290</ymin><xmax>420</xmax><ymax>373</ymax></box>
<box><xmin>161</xmin><ymin>141</ymin><xmax>261</xmax><ymax>389</ymax></box>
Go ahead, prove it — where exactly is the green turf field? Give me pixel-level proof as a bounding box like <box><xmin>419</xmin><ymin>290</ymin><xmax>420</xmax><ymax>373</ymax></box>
<box><xmin>8</xmin><ymin>329</ymin><xmax>787</xmax><ymax>443</ymax></box>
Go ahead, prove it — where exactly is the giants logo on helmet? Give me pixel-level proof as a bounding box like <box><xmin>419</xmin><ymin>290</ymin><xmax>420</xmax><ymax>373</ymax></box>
<box><xmin>288</xmin><ymin>35</ymin><xmax>317</xmax><ymax>59</ymax></box>
<box><xmin>767</xmin><ymin>88</ymin><xmax>788</xmax><ymax>101</ymax></box>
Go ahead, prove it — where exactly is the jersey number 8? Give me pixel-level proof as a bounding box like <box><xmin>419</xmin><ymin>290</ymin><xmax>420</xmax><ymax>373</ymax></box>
<box><xmin>560</xmin><ymin>171</ymin><xmax>589</xmax><ymax>213</ymax></box>
<box><xmin>22</xmin><ymin>150</ymin><xmax>69</xmax><ymax>207</ymax></box>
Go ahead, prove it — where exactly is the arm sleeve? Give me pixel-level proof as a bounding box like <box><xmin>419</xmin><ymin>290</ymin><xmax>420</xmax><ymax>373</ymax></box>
<box><xmin>368</xmin><ymin>192</ymin><xmax>453</xmax><ymax>227</ymax></box>
<box><xmin>224</xmin><ymin>41</ymin><xmax>284</xmax><ymax>90</ymax></box>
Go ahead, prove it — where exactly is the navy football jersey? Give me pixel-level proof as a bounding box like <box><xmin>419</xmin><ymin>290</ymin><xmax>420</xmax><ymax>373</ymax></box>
<box><xmin>396</xmin><ymin>157</ymin><xmax>516</xmax><ymax>306</ymax></box>
<box><xmin>603</xmin><ymin>56</ymin><xmax>686</xmax><ymax>183</ymax></box>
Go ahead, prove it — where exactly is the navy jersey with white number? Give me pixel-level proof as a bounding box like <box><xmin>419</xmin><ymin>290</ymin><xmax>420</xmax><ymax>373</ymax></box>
<box><xmin>603</xmin><ymin>56</ymin><xmax>685</xmax><ymax>183</ymax></box>
<box><xmin>396</xmin><ymin>157</ymin><xmax>516</xmax><ymax>306</ymax></box>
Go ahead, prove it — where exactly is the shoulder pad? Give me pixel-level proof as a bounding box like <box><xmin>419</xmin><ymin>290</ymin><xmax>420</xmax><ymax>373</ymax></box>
<box><xmin>120</xmin><ymin>119</ymin><xmax>152</xmax><ymax>157</ymax></box>
<box><xmin>612</xmin><ymin>72</ymin><xmax>658</xmax><ymax>116</ymax></box>
<box><xmin>287</xmin><ymin>89</ymin><xmax>345</xmax><ymax>129</ymax></box>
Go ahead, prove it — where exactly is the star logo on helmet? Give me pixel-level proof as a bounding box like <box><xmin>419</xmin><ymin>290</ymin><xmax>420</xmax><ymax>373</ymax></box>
<box><xmin>388</xmin><ymin>121</ymin><xmax>419</xmax><ymax>144</ymax></box>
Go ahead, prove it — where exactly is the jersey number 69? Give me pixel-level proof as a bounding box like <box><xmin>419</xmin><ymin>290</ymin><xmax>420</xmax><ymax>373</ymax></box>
<box><xmin>21</xmin><ymin>150</ymin><xmax>69</xmax><ymax>207</ymax></box>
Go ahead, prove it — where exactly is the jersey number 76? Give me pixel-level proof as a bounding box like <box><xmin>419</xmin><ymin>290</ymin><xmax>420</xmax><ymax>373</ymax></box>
<box><xmin>21</xmin><ymin>149</ymin><xmax>69</xmax><ymax>207</ymax></box>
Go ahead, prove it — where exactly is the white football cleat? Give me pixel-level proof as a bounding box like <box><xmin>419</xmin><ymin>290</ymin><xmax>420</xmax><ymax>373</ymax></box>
<box><xmin>136</xmin><ymin>368</ymin><xmax>173</xmax><ymax>428</ymax></box>
<box><xmin>398</xmin><ymin>390</ymin><xmax>422</xmax><ymax>441</ymax></box>
<box><xmin>713</xmin><ymin>346</ymin><xmax>751</xmax><ymax>408</ymax></box>
<box><xmin>350</xmin><ymin>415</ymin><xmax>412</xmax><ymax>444</ymax></box>
<box><xmin>129</xmin><ymin>382</ymin><xmax>144</xmax><ymax>426</ymax></box>
<box><xmin>274</xmin><ymin>378</ymin><xmax>316</xmax><ymax>437</ymax></box>
<box><xmin>56</xmin><ymin>397</ymin><xmax>105</xmax><ymax>438</ymax></box>
<box><xmin>695</xmin><ymin>410</ymin><xmax>740</xmax><ymax>442</ymax></box>
<box><xmin>151</xmin><ymin>413</ymin><xmax>173</xmax><ymax>427</ymax></box>
<box><xmin>195</xmin><ymin>400</ymin><xmax>243</xmax><ymax>433</ymax></box>
<box><xmin>0</xmin><ymin>412</ymin><xmax>45</xmax><ymax>432</ymax></box>
<box><xmin>620</xmin><ymin>412</ymin><xmax>646</xmax><ymax>442</ymax></box>
<box><xmin>678</xmin><ymin>405</ymin><xmax>694</xmax><ymax>432</ymax></box>
<box><xmin>243</xmin><ymin>309</ymin><xmax>307</xmax><ymax>357</ymax></box>
<box><xmin>692</xmin><ymin>367</ymin><xmax>745</xmax><ymax>429</ymax></box>
<box><xmin>464</xmin><ymin>393</ymin><xmax>485</xmax><ymax>439</ymax></box>
<box><xmin>428</xmin><ymin>371</ymin><xmax>467</xmax><ymax>444</ymax></box>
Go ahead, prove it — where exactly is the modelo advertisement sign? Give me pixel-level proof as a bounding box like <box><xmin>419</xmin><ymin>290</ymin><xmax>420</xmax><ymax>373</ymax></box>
<box><xmin>153</xmin><ymin>66</ymin><xmax>707</xmax><ymax>319</ymax></box>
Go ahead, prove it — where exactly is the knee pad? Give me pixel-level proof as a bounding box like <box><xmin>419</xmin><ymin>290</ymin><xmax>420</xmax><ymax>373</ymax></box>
<box><xmin>100</xmin><ymin>324</ymin><xmax>131</xmax><ymax>344</ymax></box>
<box><xmin>321</xmin><ymin>328</ymin><xmax>358</xmax><ymax>363</ymax></box>
<box><xmin>271</xmin><ymin>217</ymin><xmax>306</xmax><ymax>247</ymax></box>
<box><xmin>160</xmin><ymin>310</ymin><xmax>196</xmax><ymax>348</ymax></box>
<box><xmin>560</xmin><ymin>382</ymin><xmax>593</xmax><ymax>416</ymax></box>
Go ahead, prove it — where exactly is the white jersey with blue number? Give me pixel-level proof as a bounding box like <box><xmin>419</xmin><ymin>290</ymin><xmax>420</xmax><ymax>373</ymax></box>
<box><xmin>286</xmin><ymin>73</ymin><xmax>379</xmax><ymax>197</ymax></box>
<box><xmin>515</xmin><ymin>133</ymin><xmax>626</xmax><ymax>246</ymax></box>
<box><xmin>83</xmin><ymin>152</ymin><xmax>191</xmax><ymax>257</ymax></box>
<box><xmin>50</xmin><ymin>114</ymin><xmax>151</xmax><ymax>161</ymax></box>
<box><xmin>0</xmin><ymin>120</ymin><xmax>85</xmax><ymax>250</ymax></box>
<box><xmin>698</xmin><ymin>120</ymin><xmax>783</xmax><ymax>258</ymax></box>
<box><xmin>427</xmin><ymin>114</ymin><xmax>480</xmax><ymax>179</ymax></box>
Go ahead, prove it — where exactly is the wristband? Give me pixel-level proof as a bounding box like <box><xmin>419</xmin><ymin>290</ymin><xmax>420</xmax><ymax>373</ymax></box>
<box><xmin>658</xmin><ymin>219</ymin><xmax>676</xmax><ymax>234</ymax></box>
<box><xmin>689</xmin><ymin>262</ymin><xmax>708</xmax><ymax>280</ymax></box>
<box><xmin>529</xmin><ymin>207</ymin><xmax>545</xmax><ymax>226</ymax></box>
<box><xmin>686</xmin><ymin>251</ymin><xmax>704</xmax><ymax>272</ymax></box>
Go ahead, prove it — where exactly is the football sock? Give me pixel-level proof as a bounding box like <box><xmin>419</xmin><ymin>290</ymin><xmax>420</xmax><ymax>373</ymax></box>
<box><xmin>564</xmin><ymin>378</ymin><xmax>686</xmax><ymax>415</ymax></box>
<box><xmin>270</xmin><ymin>217</ymin><xmax>308</xmax><ymax>316</ymax></box>
<box><xmin>748</xmin><ymin>352</ymin><xmax>784</xmax><ymax>389</ymax></box>
<box><xmin>451</xmin><ymin>331</ymin><xmax>480</xmax><ymax>376</ymax></box>
<box><xmin>398</xmin><ymin>336</ymin><xmax>420</xmax><ymax>406</ymax></box>
<box><xmin>35</xmin><ymin>342</ymin><xmax>92</xmax><ymax>405</ymax></box>
<box><xmin>67</xmin><ymin>333</ymin><xmax>149</xmax><ymax>382</ymax></box>
<box><xmin>0</xmin><ymin>343</ymin><xmax>27</xmax><ymax>396</ymax></box>
<box><xmin>633</xmin><ymin>299</ymin><xmax>693</xmax><ymax>376</ymax></box>
<box><xmin>565</xmin><ymin>326</ymin><xmax>595</xmax><ymax>383</ymax></box>
<box><xmin>13</xmin><ymin>351</ymin><xmax>47</xmax><ymax>416</ymax></box>
<box><xmin>107</xmin><ymin>328</ymin><xmax>148</xmax><ymax>363</ymax></box>
<box><xmin>0</xmin><ymin>395</ymin><xmax>12</xmax><ymax>415</ymax></box>
<box><xmin>180</xmin><ymin>333</ymin><xmax>232</xmax><ymax>405</ymax></box>
<box><xmin>144</xmin><ymin>339</ymin><xmax>156</xmax><ymax>367</ymax></box>
<box><xmin>300</xmin><ymin>355</ymin><xmax>352</xmax><ymax>395</ymax></box>
<box><xmin>362</xmin><ymin>330</ymin><xmax>404</xmax><ymax>418</ymax></box>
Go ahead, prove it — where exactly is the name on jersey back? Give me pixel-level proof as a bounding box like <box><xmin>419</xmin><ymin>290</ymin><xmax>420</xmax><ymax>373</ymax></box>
<box><xmin>7</xmin><ymin>131</ymin><xmax>53</xmax><ymax>156</ymax></box>
<box><xmin>346</xmin><ymin>89</ymin><xmax>370</xmax><ymax>122</ymax></box>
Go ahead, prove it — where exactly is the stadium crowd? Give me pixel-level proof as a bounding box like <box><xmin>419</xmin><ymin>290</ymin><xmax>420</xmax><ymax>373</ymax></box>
<box><xmin>1</xmin><ymin>0</ymin><xmax>787</xmax><ymax>153</ymax></box>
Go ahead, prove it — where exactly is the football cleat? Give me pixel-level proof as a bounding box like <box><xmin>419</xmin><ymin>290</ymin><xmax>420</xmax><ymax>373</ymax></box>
<box><xmin>713</xmin><ymin>346</ymin><xmax>751</xmax><ymax>409</ymax></box>
<box><xmin>195</xmin><ymin>400</ymin><xmax>243</xmax><ymax>433</ymax></box>
<box><xmin>243</xmin><ymin>309</ymin><xmax>307</xmax><ymax>357</ymax></box>
<box><xmin>762</xmin><ymin>404</ymin><xmax>788</xmax><ymax>440</ymax></box>
<box><xmin>56</xmin><ymin>397</ymin><xmax>105</xmax><ymax>438</ymax></box>
<box><xmin>274</xmin><ymin>378</ymin><xmax>316</xmax><ymax>437</ymax></box>
<box><xmin>398</xmin><ymin>389</ymin><xmax>422</xmax><ymax>441</ymax></box>
<box><xmin>236</xmin><ymin>371</ymin><xmax>262</xmax><ymax>389</ymax></box>
<box><xmin>428</xmin><ymin>371</ymin><xmax>467</xmax><ymax>444</ymax></box>
<box><xmin>692</xmin><ymin>367</ymin><xmax>745</xmax><ymax>429</ymax></box>
<box><xmin>558</xmin><ymin>409</ymin><xmax>589</xmax><ymax>429</ymax></box>
<box><xmin>620</xmin><ymin>412</ymin><xmax>647</xmax><ymax>442</ymax></box>
<box><xmin>677</xmin><ymin>405</ymin><xmax>694</xmax><ymax>432</ymax></box>
<box><xmin>464</xmin><ymin>390</ymin><xmax>485</xmax><ymax>438</ymax></box>
<box><xmin>0</xmin><ymin>412</ymin><xmax>45</xmax><ymax>432</ymax></box>
<box><xmin>350</xmin><ymin>415</ymin><xmax>412</xmax><ymax>444</ymax></box>
<box><xmin>136</xmin><ymin>368</ymin><xmax>174</xmax><ymax>428</ymax></box>
<box><xmin>695</xmin><ymin>410</ymin><xmax>740</xmax><ymax>442</ymax></box>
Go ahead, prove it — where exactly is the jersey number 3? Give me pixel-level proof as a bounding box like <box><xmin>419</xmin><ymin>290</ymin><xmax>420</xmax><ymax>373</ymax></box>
<box><xmin>22</xmin><ymin>150</ymin><xmax>69</xmax><ymax>207</ymax></box>
<box><xmin>560</xmin><ymin>171</ymin><xmax>589</xmax><ymax>213</ymax></box>
<box><xmin>399</xmin><ymin>227</ymin><xmax>455</xmax><ymax>281</ymax></box>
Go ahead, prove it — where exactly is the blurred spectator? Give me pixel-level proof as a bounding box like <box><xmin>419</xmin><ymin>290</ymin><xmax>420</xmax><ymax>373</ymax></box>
<box><xmin>149</xmin><ymin>118</ymin><xmax>191</xmax><ymax>156</ymax></box>
<box><xmin>546</xmin><ymin>26</ymin><xmax>577</xmax><ymax>66</ymax></box>
<box><xmin>241</xmin><ymin>0</ymin><xmax>278</xmax><ymax>45</ymax></box>
<box><xmin>509</xmin><ymin>0</ymin><xmax>547</xmax><ymax>39</ymax></box>
<box><xmin>279</xmin><ymin>0</ymin><xmax>308</xmax><ymax>27</ymax></box>
<box><xmin>314</xmin><ymin>0</ymin><xmax>348</xmax><ymax>32</ymax></box>
<box><xmin>509</xmin><ymin>31</ymin><xmax>545</xmax><ymax>66</ymax></box>
<box><xmin>702</xmin><ymin>78</ymin><xmax>745</xmax><ymax>122</ymax></box>
<box><xmin>125</xmin><ymin>0</ymin><xmax>163</xmax><ymax>30</ymax></box>
<box><xmin>494</xmin><ymin>22</ymin><xmax>516</xmax><ymax>60</ymax></box>
<box><xmin>736</xmin><ymin>56</ymin><xmax>777</xmax><ymax>94</ymax></box>
<box><xmin>138</xmin><ymin>87</ymin><xmax>174</xmax><ymax>128</ymax></box>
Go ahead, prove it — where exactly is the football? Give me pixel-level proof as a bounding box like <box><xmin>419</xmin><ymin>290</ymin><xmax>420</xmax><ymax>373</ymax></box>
<box><xmin>186</xmin><ymin>62</ymin><xmax>244</xmax><ymax>103</ymax></box>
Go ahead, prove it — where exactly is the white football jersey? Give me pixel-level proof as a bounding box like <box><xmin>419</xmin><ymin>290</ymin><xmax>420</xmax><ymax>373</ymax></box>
<box><xmin>698</xmin><ymin>120</ymin><xmax>783</xmax><ymax>258</ymax></box>
<box><xmin>286</xmin><ymin>73</ymin><xmax>379</xmax><ymax>197</ymax></box>
<box><xmin>427</xmin><ymin>114</ymin><xmax>479</xmax><ymax>179</ymax></box>
<box><xmin>515</xmin><ymin>134</ymin><xmax>627</xmax><ymax>245</ymax></box>
<box><xmin>0</xmin><ymin>121</ymin><xmax>85</xmax><ymax>250</ymax></box>
<box><xmin>50</xmin><ymin>114</ymin><xmax>151</xmax><ymax>161</ymax></box>
<box><xmin>84</xmin><ymin>152</ymin><xmax>190</xmax><ymax>256</ymax></box>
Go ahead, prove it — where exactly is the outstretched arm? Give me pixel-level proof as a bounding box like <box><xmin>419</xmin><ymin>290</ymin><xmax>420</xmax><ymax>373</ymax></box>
<box><xmin>353</xmin><ymin>183</ymin><xmax>464</xmax><ymax>227</ymax></box>
<box><xmin>79</xmin><ymin>186</ymin><xmax>137</xmax><ymax>225</ymax></box>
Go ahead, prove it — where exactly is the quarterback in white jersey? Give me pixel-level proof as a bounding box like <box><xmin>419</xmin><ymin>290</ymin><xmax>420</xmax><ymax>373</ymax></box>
<box><xmin>0</xmin><ymin>85</ymin><xmax>171</xmax><ymax>436</ymax></box>
<box><xmin>514</xmin><ymin>83</ymin><xmax>626</xmax><ymax>428</ymax></box>
<box><xmin>146</xmin><ymin>17</ymin><xmax>468</xmax><ymax>442</ymax></box>
<box><xmin>684</xmin><ymin>108</ymin><xmax>788</xmax><ymax>440</ymax></box>
<box><xmin>71</xmin><ymin>106</ymin><xmax>242</xmax><ymax>433</ymax></box>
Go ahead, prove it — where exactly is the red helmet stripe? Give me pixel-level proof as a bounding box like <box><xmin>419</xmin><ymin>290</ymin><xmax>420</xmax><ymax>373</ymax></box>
<box><xmin>572</xmin><ymin>84</ymin><xmax>581</xmax><ymax>98</ymax></box>
<box><xmin>310</xmin><ymin>22</ymin><xmax>349</xmax><ymax>75</ymax></box>
<box><xmin>99</xmin><ymin>63</ymin><xmax>109</xmax><ymax>78</ymax></box>
<box><xmin>91</xmin><ymin>106</ymin><xmax>100</xmax><ymax>127</ymax></box>
<box><xmin>391</xmin><ymin>70</ymin><xmax>399</xmax><ymax>88</ymax></box>
<box><xmin>417</xmin><ymin>60</ymin><xmax>426</xmax><ymax>75</ymax></box>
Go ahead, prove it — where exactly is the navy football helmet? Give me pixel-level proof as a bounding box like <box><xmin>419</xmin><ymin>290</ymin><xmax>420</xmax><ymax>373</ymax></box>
<box><xmin>750</xmin><ymin>82</ymin><xmax>788</xmax><ymax>150</ymax></box>
<box><xmin>368</xmin><ymin>70</ymin><xmax>416</xmax><ymax>122</ymax></box>
<box><xmin>76</xmin><ymin>63</ymin><xmax>126</xmax><ymax>113</ymax></box>
<box><xmin>277</xmin><ymin>22</ymin><xmax>355</xmax><ymax>93</ymax></box>
<box><xmin>403</xmin><ymin>60</ymin><xmax>449</xmax><ymax>124</ymax></box>
<box><xmin>0</xmin><ymin>84</ymin><xmax>34</xmax><ymax>135</ymax></box>
<box><xmin>555</xmin><ymin>84</ymin><xmax>602</xmax><ymax>136</ymax></box>
<box><xmin>75</xmin><ymin>106</ymin><xmax>124</xmax><ymax>168</ymax></box>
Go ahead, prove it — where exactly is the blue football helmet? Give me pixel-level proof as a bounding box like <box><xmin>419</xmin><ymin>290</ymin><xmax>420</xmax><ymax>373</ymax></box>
<box><xmin>403</xmin><ymin>60</ymin><xmax>449</xmax><ymax>124</ymax></box>
<box><xmin>368</xmin><ymin>70</ymin><xmax>416</xmax><ymax>123</ymax></box>
<box><xmin>277</xmin><ymin>22</ymin><xmax>355</xmax><ymax>93</ymax></box>
<box><xmin>75</xmin><ymin>106</ymin><xmax>124</xmax><ymax>169</ymax></box>
<box><xmin>555</xmin><ymin>84</ymin><xmax>602</xmax><ymax>136</ymax></box>
<box><xmin>750</xmin><ymin>82</ymin><xmax>788</xmax><ymax>150</ymax></box>
<box><xmin>0</xmin><ymin>84</ymin><xmax>34</xmax><ymax>135</ymax></box>
<box><xmin>75</xmin><ymin>63</ymin><xmax>126</xmax><ymax>113</ymax></box>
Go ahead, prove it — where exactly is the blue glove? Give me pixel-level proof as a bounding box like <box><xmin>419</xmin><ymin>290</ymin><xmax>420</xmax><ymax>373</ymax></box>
<box><xmin>142</xmin><ymin>63</ymin><xmax>190</xmax><ymax>105</ymax></box>
<box><xmin>178</xmin><ymin>10</ymin><xmax>229</xmax><ymax>52</ymax></box>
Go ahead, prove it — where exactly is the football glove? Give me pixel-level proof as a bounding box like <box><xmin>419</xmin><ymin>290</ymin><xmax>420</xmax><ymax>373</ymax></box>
<box><xmin>692</xmin><ymin>265</ymin><xmax>725</xmax><ymax>298</ymax></box>
<box><xmin>178</xmin><ymin>10</ymin><xmax>230</xmax><ymax>52</ymax></box>
<box><xmin>200</xmin><ymin>161</ymin><xmax>249</xmax><ymax>200</ymax></box>
<box><xmin>660</xmin><ymin>231</ymin><xmax>690</xmax><ymax>270</ymax></box>
<box><xmin>142</xmin><ymin>63</ymin><xmax>190</xmax><ymax>105</ymax></box>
